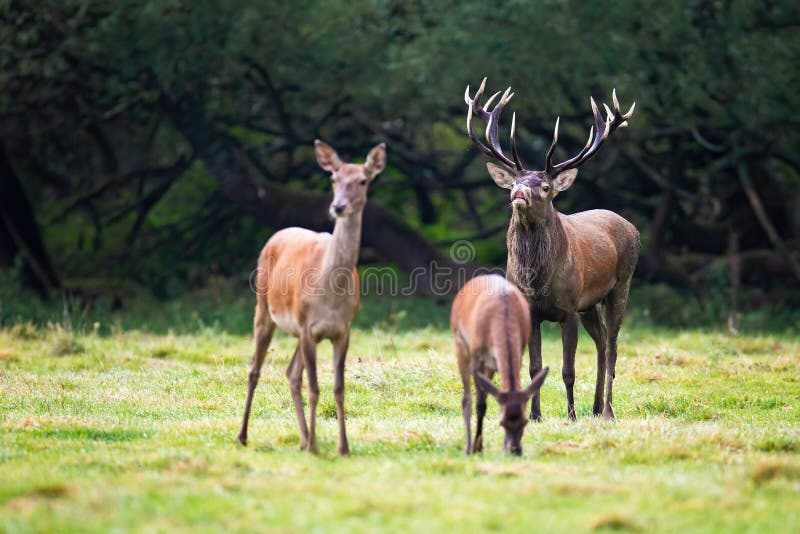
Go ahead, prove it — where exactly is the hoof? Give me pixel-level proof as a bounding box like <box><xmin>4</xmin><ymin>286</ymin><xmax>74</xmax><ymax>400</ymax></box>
<box><xmin>236</xmin><ymin>434</ymin><xmax>247</xmax><ymax>446</ymax></box>
<box><xmin>602</xmin><ymin>406</ymin><xmax>616</xmax><ymax>420</ymax></box>
<box><xmin>567</xmin><ymin>407</ymin><xmax>577</xmax><ymax>421</ymax></box>
<box><xmin>530</xmin><ymin>411</ymin><xmax>542</xmax><ymax>422</ymax></box>
<box><xmin>338</xmin><ymin>445</ymin><xmax>350</xmax><ymax>457</ymax></box>
<box><xmin>471</xmin><ymin>435</ymin><xmax>483</xmax><ymax>454</ymax></box>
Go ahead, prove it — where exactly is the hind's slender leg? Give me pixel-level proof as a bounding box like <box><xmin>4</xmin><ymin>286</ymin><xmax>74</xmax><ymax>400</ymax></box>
<box><xmin>580</xmin><ymin>305</ymin><xmax>607</xmax><ymax>416</ymax></box>
<box><xmin>603</xmin><ymin>277</ymin><xmax>632</xmax><ymax>420</ymax></box>
<box><xmin>288</xmin><ymin>340</ymin><xmax>310</xmax><ymax>449</ymax></box>
<box><xmin>332</xmin><ymin>333</ymin><xmax>350</xmax><ymax>456</ymax></box>
<box><xmin>237</xmin><ymin>297</ymin><xmax>276</xmax><ymax>446</ymax></box>
<box><xmin>301</xmin><ymin>331</ymin><xmax>319</xmax><ymax>453</ymax></box>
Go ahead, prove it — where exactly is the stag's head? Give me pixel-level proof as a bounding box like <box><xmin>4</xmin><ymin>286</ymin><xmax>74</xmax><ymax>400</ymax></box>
<box><xmin>474</xmin><ymin>367</ymin><xmax>549</xmax><ymax>455</ymax></box>
<box><xmin>315</xmin><ymin>140</ymin><xmax>386</xmax><ymax>219</ymax></box>
<box><xmin>464</xmin><ymin>78</ymin><xmax>634</xmax><ymax>222</ymax></box>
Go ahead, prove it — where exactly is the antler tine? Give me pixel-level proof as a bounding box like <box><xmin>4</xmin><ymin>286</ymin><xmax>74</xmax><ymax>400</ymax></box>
<box><xmin>544</xmin><ymin>116</ymin><xmax>560</xmax><ymax>173</ymax></box>
<box><xmin>549</xmin><ymin>90</ymin><xmax>635</xmax><ymax>175</ymax></box>
<box><xmin>510</xmin><ymin>112</ymin><xmax>524</xmax><ymax>171</ymax></box>
<box><xmin>464</xmin><ymin>79</ymin><xmax>517</xmax><ymax>169</ymax></box>
<box><xmin>465</xmin><ymin>80</ymin><xmax>500</xmax><ymax>160</ymax></box>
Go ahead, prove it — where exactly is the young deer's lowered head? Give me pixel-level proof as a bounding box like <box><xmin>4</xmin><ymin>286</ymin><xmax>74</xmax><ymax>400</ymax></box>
<box><xmin>451</xmin><ymin>275</ymin><xmax>549</xmax><ymax>456</ymax></box>
<box><xmin>465</xmin><ymin>78</ymin><xmax>634</xmax><ymax>224</ymax></box>
<box><xmin>315</xmin><ymin>140</ymin><xmax>386</xmax><ymax>219</ymax></box>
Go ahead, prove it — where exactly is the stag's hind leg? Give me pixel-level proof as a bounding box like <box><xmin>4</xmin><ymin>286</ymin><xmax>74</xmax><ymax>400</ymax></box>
<box><xmin>237</xmin><ymin>297</ymin><xmax>276</xmax><ymax>446</ymax></box>
<box><xmin>603</xmin><ymin>277</ymin><xmax>633</xmax><ymax>420</ymax></box>
<box><xmin>579</xmin><ymin>304</ymin><xmax>607</xmax><ymax>416</ymax></box>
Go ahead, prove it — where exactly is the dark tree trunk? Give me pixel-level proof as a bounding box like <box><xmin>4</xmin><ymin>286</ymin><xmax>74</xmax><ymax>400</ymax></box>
<box><xmin>0</xmin><ymin>144</ymin><xmax>61</xmax><ymax>297</ymax></box>
<box><xmin>164</xmin><ymin>97</ymin><xmax>477</xmax><ymax>295</ymax></box>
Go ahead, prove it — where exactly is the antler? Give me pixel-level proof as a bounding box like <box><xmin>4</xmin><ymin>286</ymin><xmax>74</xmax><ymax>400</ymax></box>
<box><xmin>545</xmin><ymin>89</ymin><xmax>635</xmax><ymax>175</ymax></box>
<box><xmin>464</xmin><ymin>78</ymin><xmax>524</xmax><ymax>171</ymax></box>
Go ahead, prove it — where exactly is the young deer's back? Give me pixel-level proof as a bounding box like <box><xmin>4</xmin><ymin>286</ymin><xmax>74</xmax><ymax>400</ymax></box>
<box><xmin>451</xmin><ymin>275</ymin><xmax>531</xmax><ymax>391</ymax></box>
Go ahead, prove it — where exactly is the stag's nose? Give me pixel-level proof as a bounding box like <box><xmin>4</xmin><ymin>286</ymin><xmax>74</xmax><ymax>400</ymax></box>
<box><xmin>332</xmin><ymin>203</ymin><xmax>346</xmax><ymax>215</ymax></box>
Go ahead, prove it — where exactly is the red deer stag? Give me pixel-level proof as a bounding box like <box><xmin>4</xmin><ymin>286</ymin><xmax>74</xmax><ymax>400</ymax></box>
<box><xmin>464</xmin><ymin>78</ymin><xmax>639</xmax><ymax>421</ymax></box>
<box><xmin>237</xmin><ymin>140</ymin><xmax>387</xmax><ymax>454</ymax></box>
<box><xmin>451</xmin><ymin>274</ymin><xmax>550</xmax><ymax>455</ymax></box>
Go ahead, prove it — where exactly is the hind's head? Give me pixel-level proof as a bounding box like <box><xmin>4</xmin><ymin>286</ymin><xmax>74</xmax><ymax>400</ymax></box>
<box><xmin>314</xmin><ymin>140</ymin><xmax>386</xmax><ymax>219</ymax></box>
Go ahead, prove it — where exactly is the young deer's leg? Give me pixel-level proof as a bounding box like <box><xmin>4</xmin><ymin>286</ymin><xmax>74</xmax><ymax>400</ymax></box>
<box><xmin>528</xmin><ymin>318</ymin><xmax>543</xmax><ymax>421</ymax></box>
<box><xmin>301</xmin><ymin>331</ymin><xmax>320</xmax><ymax>453</ymax></box>
<box><xmin>332</xmin><ymin>332</ymin><xmax>350</xmax><ymax>456</ymax></box>
<box><xmin>561</xmin><ymin>312</ymin><xmax>579</xmax><ymax>421</ymax></box>
<box><xmin>237</xmin><ymin>299</ymin><xmax>276</xmax><ymax>446</ymax></box>
<box><xmin>288</xmin><ymin>340</ymin><xmax>309</xmax><ymax>450</ymax></box>
<box><xmin>579</xmin><ymin>304</ymin><xmax>607</xmax><ymax>416</ymax></box>
<box><xmin>456</xmin><ymin>343</ymin><xmax>472</xmax><ymax>455</ymax></box>
<box><xmin>603</xmin><ymin>278</ymin><xmax>632</xmax><ymax>420</ymax></box>
<box><xmin>473</xmin><ymin>363</ymin><xmax>490</xmax><ymax>453</ymax></box>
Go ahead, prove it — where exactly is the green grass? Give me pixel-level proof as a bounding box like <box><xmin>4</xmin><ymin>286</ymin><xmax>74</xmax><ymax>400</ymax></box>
<box><xmin>1</xmin><ymin>296</ymin><xmax>799</xmax><ymax>533</ymax></box>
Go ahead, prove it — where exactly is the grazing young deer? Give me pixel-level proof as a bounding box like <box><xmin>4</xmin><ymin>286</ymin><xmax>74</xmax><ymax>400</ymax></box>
<box><xmin>451</xmin><ymin>274</ymin><xmax>550</xmax><ymax>455</ymax></box>
<box><xmin>464</xmin><ymin>78</ymin><xmax>640</xmax><ymax>421</ymax></box>
<box><xmin>237</xmin><ymin>140</ymin><xmax>386</xmax><ymax>454</ymax></box>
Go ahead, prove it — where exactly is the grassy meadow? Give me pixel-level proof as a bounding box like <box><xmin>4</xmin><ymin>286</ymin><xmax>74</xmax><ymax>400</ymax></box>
<box><xmin>1</xmin><ymin>292</ymin><xmax>799</xmax><ymax>532</ymax></box>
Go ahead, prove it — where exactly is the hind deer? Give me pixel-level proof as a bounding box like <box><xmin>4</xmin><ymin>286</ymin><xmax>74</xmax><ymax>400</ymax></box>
<box><xmin>237</xmin><ymin>140</ymin><xmax>386</xmax><ymax>455</ymax></box>
<box><xmin>464</xmin><ymin>78</ymin><xmax>640</xmax><ymax>421</ymax></box>
<box><xmin>451</xmin><ymin>274</ymin><xmax>549</xmax><ymax>455</ymax></box>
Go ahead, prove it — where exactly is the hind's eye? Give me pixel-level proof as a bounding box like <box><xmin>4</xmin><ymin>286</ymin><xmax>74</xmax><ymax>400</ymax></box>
<box><xmin>359</xmin><ymin>179</ymin><xmax>368</xmax><ymax>186</ymax></box>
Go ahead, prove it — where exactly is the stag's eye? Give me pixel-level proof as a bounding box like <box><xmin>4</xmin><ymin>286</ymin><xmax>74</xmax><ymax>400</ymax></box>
<box><xmin>359</xmin><ymin>179</ymin><xmax>368</xmax><ymax>186</ymax></box>
<box><xmin>541</xmin><ymin>183</ymin><xmax>550</xmax><ymax>192</ymax></box>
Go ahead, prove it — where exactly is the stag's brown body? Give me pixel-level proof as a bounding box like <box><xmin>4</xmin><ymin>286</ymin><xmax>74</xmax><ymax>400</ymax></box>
<box><xmin>451</xmin><ymin>275</ymin><xmax>549</xmax><ymax>455</ymax></box>
<box><xmin>236</xmin><ymin>140</ymin><xmax>386</xmax><ymax>455</ymax></box>
<box><xmin>465</xmin><ymin>78</ymin><xmax>640</xmax><ymax>420</ymax></box>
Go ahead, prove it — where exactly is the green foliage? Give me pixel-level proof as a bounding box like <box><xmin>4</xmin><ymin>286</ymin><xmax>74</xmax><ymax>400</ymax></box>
<box><xmin>2</xmin><ymin>0</ymin><xmax>799</xmax><ymax>299</ymax></box>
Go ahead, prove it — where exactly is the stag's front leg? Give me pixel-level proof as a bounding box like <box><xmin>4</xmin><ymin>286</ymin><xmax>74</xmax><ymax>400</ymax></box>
<box><xmin>528</xmin><ymin>319</ymin><xmax>543</xmax><ymax>421</ymax></box>
<box><xmin>561</xmin><ymin>313</ymin><xmax>579</xmax><ymax>420</ymax></box>
<box><xmin>332</xmin><ymin>332</ymin><xmax>350</xmax><ymax>456</ymax></box>
<box><xmin>301</xmin><ymin>332</ymin><xmax>320</xmax><ymax>453</ymax></box>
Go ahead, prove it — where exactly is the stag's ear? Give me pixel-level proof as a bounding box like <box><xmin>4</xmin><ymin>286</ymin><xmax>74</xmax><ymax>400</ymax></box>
<box><xmin>365</xmin><ymin>142</ymin><xmax>386</xmax><ymax>179</ymax></box>
<box><xmin>487</xmin><ymin>163</ymin><xmax>515</xmax><ymax>190</ymax></box>
<box><xmin>522</xmin><ymin>367</ymin><xmax>549</xmax><ymax>401</ymax></box>
<box><xmin>552</xmin><ymin>169</ymin><xmax>578</xmax><ymax>192</ymax></box>
<box><xmin>473</xmin><ymin>370</ymin><xmax>500</xmax><ymax>399</ymax></box>
<box><xmin>315</xmin><ymin>140</ymin><xmax>343</xmax><ymax>172</ymax></box>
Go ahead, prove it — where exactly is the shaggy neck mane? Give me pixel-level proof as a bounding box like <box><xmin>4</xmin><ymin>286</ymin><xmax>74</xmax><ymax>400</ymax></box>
<box><xmin>506</xmin><ymin>207</ymin><xmax>565</xmax><ymax>297</ymax></box>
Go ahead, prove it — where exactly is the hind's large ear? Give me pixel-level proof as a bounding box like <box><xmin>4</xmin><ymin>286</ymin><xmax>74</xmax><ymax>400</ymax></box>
<box><xmin>522</xmin><ymin>367</ymin><xmax>549</xmax><ymax>401</ymax></box>
<box><xmin>487</xmin><ymin>163</ymin><xmax>515</xmax><ymax>189</ymax></box>
<box><xmin>473</xmin><ymin>370</ymin><xmax>500</xmax><ymax>399</ymax></box>
<box><xmin>365</xmin><ymin>143</ymin><xmax>386</xmax><ymax>180</ymax></box>
<box><xmin>315</xmin><ymin>140</ymin><xmax>343</xmax><ymax>172</ymax></box>
<box><xmin>552</xmin><ymin>169</ymin><xmax>577</xmax><ymax>192</ymax></box>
